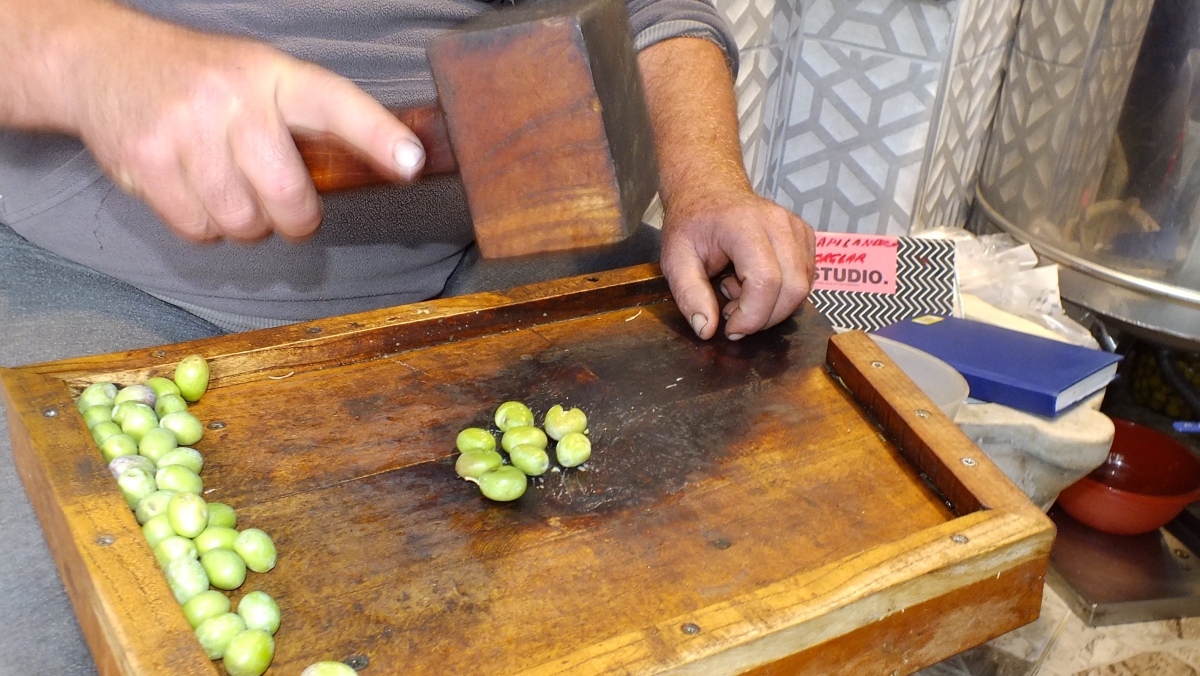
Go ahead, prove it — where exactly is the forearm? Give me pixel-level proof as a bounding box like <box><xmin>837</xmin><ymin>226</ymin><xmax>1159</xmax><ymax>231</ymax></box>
<box><xmin>638</xmin><ymin>36</ymin><xmax>813</xmax><ymax>341</ymax></box>
<box><xmin>637</xmin><ymin>37</ymin><xmax>752</xmax><ymax>218</ymax></box>
<box><xmin>0</xmin><ymin>0</ymin><xmax>119</xmax><ymax>132</ymax></box>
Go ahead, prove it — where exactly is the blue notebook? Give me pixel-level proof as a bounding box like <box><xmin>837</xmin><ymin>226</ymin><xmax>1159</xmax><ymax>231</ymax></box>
<box><xmin>873</xmin><ymin>315</ymin><xmax>1122</xmax><ymax>418</ymax></box>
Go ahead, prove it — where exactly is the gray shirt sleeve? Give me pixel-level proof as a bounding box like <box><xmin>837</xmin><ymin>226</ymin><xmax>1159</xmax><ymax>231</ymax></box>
<box><xmin>626</xmin><ymin>0</ymin><xmax>739</xmax><ymax>75</ymax></box>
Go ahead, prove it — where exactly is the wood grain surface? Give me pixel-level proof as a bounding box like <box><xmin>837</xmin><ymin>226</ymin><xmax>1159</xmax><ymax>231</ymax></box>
<box><xmin>427</xmin><ymin>0</ymin><xmax>657</xmax><ymax>259</ymax></box>
<box><xmin>297</xmin><ymin>0</ymin><xmax>659</xmax><ymax>260</ymax></box>
<box><xmin>2</xmin><ymin>265</ymin><xmax>1053</xmax><ymax>676</ymax></box>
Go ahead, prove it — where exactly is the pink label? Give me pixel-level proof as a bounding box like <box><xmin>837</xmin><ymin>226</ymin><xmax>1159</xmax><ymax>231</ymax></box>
<box><xmin>812</xmin><ymin>234</ymin><xmax>899</xmax><ymax>295</ymax></box>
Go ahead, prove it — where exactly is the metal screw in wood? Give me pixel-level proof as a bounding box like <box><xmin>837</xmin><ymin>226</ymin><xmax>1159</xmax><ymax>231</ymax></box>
<box><xmin>961</xmin><ymin>457</ymin><xmax>977</xmax><ymax>467</ymax></box>
<box><xmin>915</xmin><ymin>409</ymin><xmax>930</xmax><ymax>418</ymax></box>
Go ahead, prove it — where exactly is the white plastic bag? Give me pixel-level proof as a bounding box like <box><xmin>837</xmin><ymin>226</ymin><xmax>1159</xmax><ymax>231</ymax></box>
<box><xmin>914</xmin><ymin>228</ymin><xmax>1098</xmax><ymax>347</ymax></box>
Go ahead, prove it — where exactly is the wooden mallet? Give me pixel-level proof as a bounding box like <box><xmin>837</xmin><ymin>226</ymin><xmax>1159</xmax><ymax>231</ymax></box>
<box><xmin>293</xmin><ymin>0</ymin><xmax>659</xmax><ymax>259</ymax></box>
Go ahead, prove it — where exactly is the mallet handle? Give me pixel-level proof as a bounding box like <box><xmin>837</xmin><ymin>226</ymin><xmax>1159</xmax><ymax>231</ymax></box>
<box><xmin>293</xmin><ymin>105</ymin><xmax>457</xmax><ymax>191</ymax></box>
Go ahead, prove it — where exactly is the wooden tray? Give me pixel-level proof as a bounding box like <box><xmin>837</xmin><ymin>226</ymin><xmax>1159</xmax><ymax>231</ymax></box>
<box><xmin>1</xmin><ymin>264</ymin><xmax>1054</xmax><ymax>676</ymax></box>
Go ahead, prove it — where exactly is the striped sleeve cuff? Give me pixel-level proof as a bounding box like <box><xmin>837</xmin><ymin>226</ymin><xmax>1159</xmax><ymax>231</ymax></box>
<box><xmin>634</xmin><ymin>19</ymin><xmax>738</xmax><ymax>74</ymax></box>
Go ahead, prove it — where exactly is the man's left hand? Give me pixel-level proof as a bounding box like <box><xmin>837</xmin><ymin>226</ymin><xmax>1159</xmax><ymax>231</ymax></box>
<box><xmin>660</xmin><ymin>189</ymin><xmax>815</xmax><ymax>341</ymax></box>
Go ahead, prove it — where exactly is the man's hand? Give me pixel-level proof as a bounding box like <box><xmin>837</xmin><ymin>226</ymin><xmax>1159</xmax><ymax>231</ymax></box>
<box><xmin>2</xmin><ymin>0</ymin><xmax>426</xmax><ymax>242</ymax></box>
<box><xmin>660</xmin><ymin>189</ymin><xmax>815</xmax><ymax>341</ymax></box>
<box><xmin>639</xmin><ymin>38</ymin><xmax>815</xmax><ymax>341</ymax></box>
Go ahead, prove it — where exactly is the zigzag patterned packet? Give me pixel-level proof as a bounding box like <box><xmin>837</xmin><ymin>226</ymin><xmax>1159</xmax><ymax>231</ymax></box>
<box><xmin>808</xmin><ymin>235</ymin><xmax>957</xmax><ymax>332</ymax></box>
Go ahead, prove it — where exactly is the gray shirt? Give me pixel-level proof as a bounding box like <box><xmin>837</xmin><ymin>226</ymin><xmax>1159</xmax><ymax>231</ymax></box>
<box><xmin>0</xmin><ymin>0</ymin><xmax>736</xmax><ymax>331</ymax></box>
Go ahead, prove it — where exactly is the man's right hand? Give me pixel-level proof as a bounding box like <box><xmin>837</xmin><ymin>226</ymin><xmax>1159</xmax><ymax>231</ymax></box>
<box><xmin>2</xmin><ymin>0</ymin><xmax>426</xmax><ymax>242</ymax></box>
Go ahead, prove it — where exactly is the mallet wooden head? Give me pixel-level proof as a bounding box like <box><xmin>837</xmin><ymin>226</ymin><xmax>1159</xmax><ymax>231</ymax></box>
<box><xmin>296</xmin><ymin>0</ymin><xmax>659</xmax><ymax>259</ymax></box>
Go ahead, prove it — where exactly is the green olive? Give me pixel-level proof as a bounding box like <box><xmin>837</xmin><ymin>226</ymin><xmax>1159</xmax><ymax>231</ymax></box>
<box><xmin>111</xmin><ymin>401</ymin><xmax>151</xmax><ymax>427</ymax></box>
<box><xmin>543</xmin><ymin>404</ymin><xmax>588</xmax><ymax>440</ymax></box>
<box><xmin>154</xmin><ymin>535</ymin><xmax>198</xmax><ymax>567</ymax></box>
<box><xmin>301</xmin><ymin>662</ymin><xmax>359</xmax><ymax>676</ymax></box>
<box><xmin>113</xmin><ymin>383</ymin><xmax>157</xmax><ymax>409</ymax></box>
<box><xmin>233</xmin><ymin>529</ymin><xmax>277</xmax><ymax>573</ymax></box>
<box><xmin>207</xmin><ymin>503</ymin><xmax>238</xmax><ymax>529</ymax></box>
<box><xmin>164</xmin><ymin>556</ymin><xmax>209</xmax><ymax>604</ymax></box>
<box><xmin>222</xmin><ymin>629</ymin><xmax>275</xmax><ymax>676</ymax></box>
<box><xmin>475</xmin><ymin>465</ymin><xmax>527</xmax><ymax>501</ymax></box>
<box><xmin>157</xmin><ymin>464</ymin><xmax>203</xmax><ymax>496</ymax></box>
<box><xmin>155</xmin><ymin>393</ymin><xmax>189</xmax><ymax>418</ymax></box>
<box><xmin>145</xmin><ymin>376</ymin><xmax>183</xmax><ymax>400</ymax></box>
<box><xmin>237</xmin><ymin>591</ymin><xmax>281</xmax><ymax>636</ymax></box>
<box><xmin>101</xmin><ymin>433</ymin><xmax>139</xmax><ymax>463</ymax></box>
<box><xmin>76</xmin><ymin>382</ymin><xmax>117</xmax><ymax>412</ymax></box>
<box><xmin>81</xmin><ymin>404</ymin><xmax>113</xmax><ymax>430</ymax></box>
<box><xmin>158</xmin><ymin>447</ymin><xmax>204</xmax><ymax>475</ymax></box>
<box><xmin>182</xmin><ymin>589</ymin><xmax>231</xmax><ymax>630</ymax></box>
<box><xmin>137</xmin><ymin>427</ymin><xmax>178</xmax><ymax>463</ymax></box>
<box><xmin>194</xmin><ymin>526</ymin><xmax>240</xmax><ymax>556</ymax></box>
<box><xmin>494</xmin><ymin>401</ymin><xmax>534</xmax><ymax>432</ymax></box>
<box><xmin>159</xmin><ymin>411</ymin><xmax>204</xmax><ymax>446</ymax></box>
<box><xmin>195</xmin><ymin>612</ymin><xmax>247</xmax><ymax>660</ymax></box>
<box><xmin>555</xmin><ymin>432</ymin><xmax>592</xmax><ymax>468</ymax></box>
<box><xmin>108</xmin><ymin>453</ymin><xmax>156</xmax><ymax>479</ymax></box>
<box><xmin>454</xmin><ymin>450</ymin><xmax>503</xmax><ymax>480</ymax></box>
<box><xmin>508</xmin><ymin>444</ymin><xmax>550</xmax><ymax>476</ymax></box>
<box><xmin>201</xmin><ymin>547</ymin><xmax>247</xmax><ymax>590</ymax></box>
<box><xmin>117</xmin><ymin>467</ymin><xmax>157</xmax><ymax>509</ymax></box>
<box><xmin>142</xmin><ymin>514</ymin><xmax>176</xmax><ymax>549</ymax></box>
<box><xmin>91</xmin><ymin>421</ymin><xmax>124</xmax><ymax>449</ymax></box>
<box><xmin>174</xmin><ymin>355</ymin><xmax>210</xmax><ymax>403</ymax></box>
<box><xmin>456</xmin><ymin>427</ymin><xmax>497</xmax><ymax>453</ymax></box>
<box><xmin>135</xmin><ymin>490</ymin><xmax>177</xmax><ymax>525</ymax></box>
<box><xmin>167</xmin><ymin>491</ymin><xmax>209</xmax><ymax>538</ymax></box>
<box><xmin>501</xmin><ymin>425</ymin><xmax>548</xmax><ymax>452</ymax></box>
<box><xmin>120</xmin><ymin>405</ymin><xmax>160</xmax><ymax>442</ymax></box>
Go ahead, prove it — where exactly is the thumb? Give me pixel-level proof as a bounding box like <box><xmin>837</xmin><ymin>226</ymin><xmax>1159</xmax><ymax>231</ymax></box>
<box><xmin>278</xmin><ymin>62</ymin><xmax>426</xmax><ymax>181</ymax></box>
<box><xmin>662</xmin><ymin>247</ymin><xmax>721</xmax><ymax>340</ymax></box>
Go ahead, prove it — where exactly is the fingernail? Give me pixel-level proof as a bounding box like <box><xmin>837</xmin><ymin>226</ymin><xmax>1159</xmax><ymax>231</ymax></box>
<box><xmin>719</xmin><ymin>283</ymin><xmax>731</xmax><ymax>300</ymax></box>
<box><xmin>394</xmin><ymin>139</ymin><xmax>425</xmax><ymax>175</ymax></box>
<box><xmin>728</xmin><ymin>333</ymin><xmax>745</xmax><ymax>341</ymax></box>
<box><xmin>690</xmin><ymin>313</ymin><xmax>707</xmax><ymax>336</ymax></box>
<box><xmin>116</xmin><ymin>169</ymin><xmax>135</xmax><ymax>193</ymax></box>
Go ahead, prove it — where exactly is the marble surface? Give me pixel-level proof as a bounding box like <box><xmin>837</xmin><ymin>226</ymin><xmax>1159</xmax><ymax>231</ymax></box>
<box><xmin>916</xmin><ymin>585</ymin><xmax>1200</xmax><ymax>676</ymax></box>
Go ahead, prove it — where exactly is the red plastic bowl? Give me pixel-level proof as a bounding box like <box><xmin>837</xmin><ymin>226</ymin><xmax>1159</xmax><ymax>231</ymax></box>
<box><xmin>1057</xmin><ymin>418</ymin><xmax>1200</xmax><ymax>535</ymax></box>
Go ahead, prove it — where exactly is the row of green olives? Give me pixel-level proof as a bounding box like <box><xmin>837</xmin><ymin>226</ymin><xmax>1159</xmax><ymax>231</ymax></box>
<box><xmin>455</xmin><ymin>401</ymin><xmax>594</xmax><ymax>501</ymax></box>
<box><xmin>77</xmin><ymin>355</ymin><xmax>291</xmax><ymax>676</ymax></box>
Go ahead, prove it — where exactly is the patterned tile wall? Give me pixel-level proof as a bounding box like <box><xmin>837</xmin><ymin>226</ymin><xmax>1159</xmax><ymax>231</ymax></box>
<box><xmin>733</xmin><ymin>45</ymin><xmax>786</xmax><ymax>193</ymax></box>
<box><xmin>719</xmin><ymin>0</ymin><xmax>794</xmax><ymax>195</ymax></box>
<box><xmin>774</xmin><ymin>39</ymin><xmax>942</xmax><ymax>234</ymax></box>
<box><xmin>913</xmin><ymin>0</ymin><xmax>1022</xmax><ymax>230</ymax></box>
<box><xmin>714</xmin><ymin>0</ymin><xmax>1023</xmax><ymax>235</ymax></box>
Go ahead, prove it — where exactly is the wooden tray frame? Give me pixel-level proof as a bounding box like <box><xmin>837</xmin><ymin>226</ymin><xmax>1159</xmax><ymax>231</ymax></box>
<box><xmin>1</xmin><ymin>264</ymin><xmax>1054</xmax><ymax>676</ymax></box>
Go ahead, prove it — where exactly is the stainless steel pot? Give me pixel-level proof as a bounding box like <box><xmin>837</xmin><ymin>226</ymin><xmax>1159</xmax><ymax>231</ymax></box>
<box><xmin>975</xmin><ymin>0</ymin><xmax>1200</xmax><ymax>347</ymax></box>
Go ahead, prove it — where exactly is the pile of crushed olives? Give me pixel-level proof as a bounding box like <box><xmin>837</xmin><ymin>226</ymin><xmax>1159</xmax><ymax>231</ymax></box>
<box><xmin>454</xmin><ymin>401</ymin><xmax>592</xmax><ymax>501</ymax></box>
<box><xmin>76</xmin><ymin>355</ymin><xmax>286</xmax><ymax>676</ymax></box>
